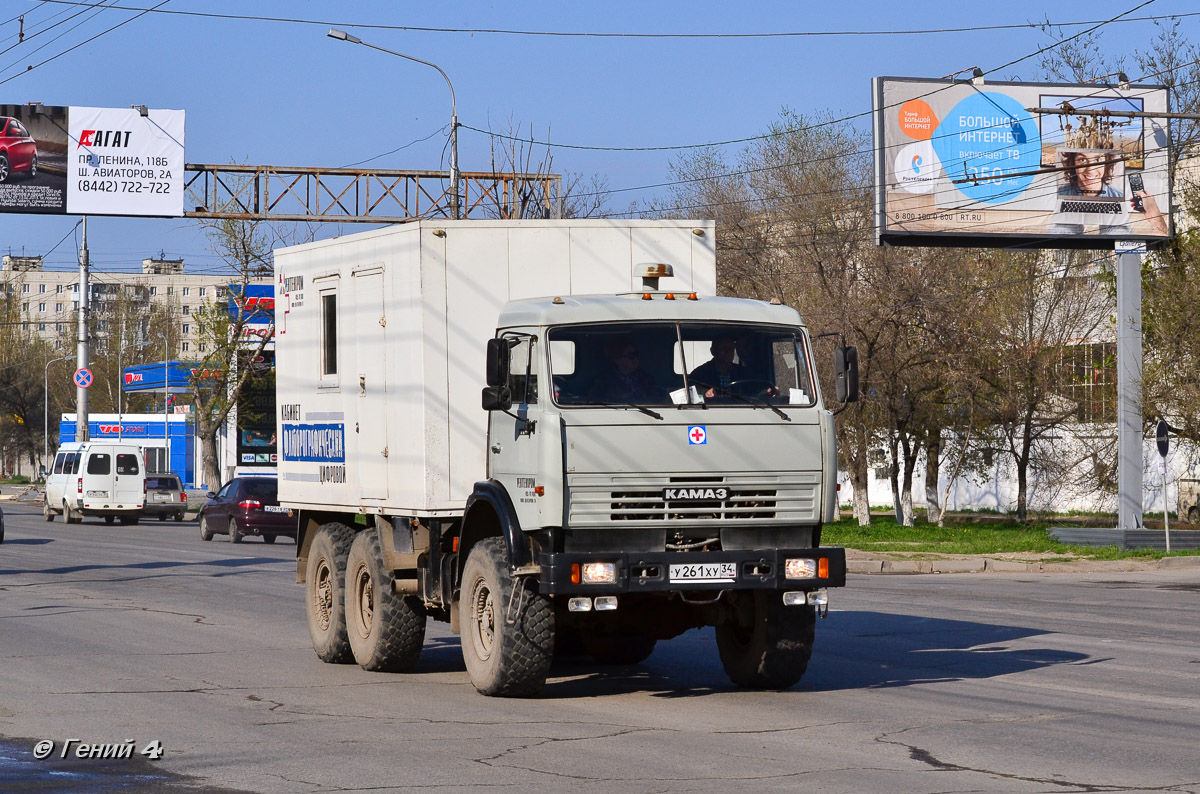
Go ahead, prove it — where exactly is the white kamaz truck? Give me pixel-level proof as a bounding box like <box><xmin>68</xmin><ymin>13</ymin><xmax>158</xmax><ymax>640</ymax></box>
<box><xmin>275</xmin><ymin>219</ymin><xmax>855</xmax><ymax>696</ymax></box>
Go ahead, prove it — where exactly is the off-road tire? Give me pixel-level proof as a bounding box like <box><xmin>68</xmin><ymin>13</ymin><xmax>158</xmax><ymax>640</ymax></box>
<box><xmin>306</xmin><ymin>522</ymin><xmax>356</xmax><ymax>664</ymax></box>
<box><xmin>459</xmin><ymin>537</ymin><xmax>553</xmax><ymax>697</ymax></box>
<box><xmin>229</xmin><ymin>518</ymin><xmax>243</xmax><ymax>543</ymax></box>
<box><xmin>199</xmin><ymin>516</ymin><xmax>214</xmax><ymax>541</ymax></box>
<box><xmin>716</xmin><ymin>592</ymin><xmax>815</xmax><ymax>689</ymax></box>
<box><xmin>43</xmin><ymin>500</ymin><xmax>54</xmax><ymax>522</ymax></box>
<box><xmin>345</xmin><ymin>529</ymin><xmax>426</xmax><ymax>672</ymax></box>
<box><xmin>585</xmin><ymin>633</ymin><xmax>657</xmax><ymax>666</ymax></box>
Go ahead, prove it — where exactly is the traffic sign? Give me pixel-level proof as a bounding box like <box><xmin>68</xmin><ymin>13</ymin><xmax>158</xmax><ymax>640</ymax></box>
<box><xmin>1156</xmin><ymin>419</ymin><xmax>1169</xmax><ymax>458</ymax></box>
<box><xmin>74</xmin><ymin>368</ymin><xmax>93</xmax><ymax>388</ymax></box>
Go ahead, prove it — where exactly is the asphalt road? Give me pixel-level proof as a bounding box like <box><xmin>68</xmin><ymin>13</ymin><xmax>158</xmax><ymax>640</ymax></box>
<box><xmin>1</xmin><ymin>499</ymin><xmax>1198</xmax><ymax>793</ymax></box>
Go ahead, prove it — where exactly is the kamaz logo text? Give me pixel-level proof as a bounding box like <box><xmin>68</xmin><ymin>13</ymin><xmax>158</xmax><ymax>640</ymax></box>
<box><xmin>662</xmin><ymin>487</ymin><xmax>730</xmax><ymax>501</ymax></box>
<box><xmin>78</xmin><ymin>130</ymin><xmax>132</xmax><ymax>148</ymax></box>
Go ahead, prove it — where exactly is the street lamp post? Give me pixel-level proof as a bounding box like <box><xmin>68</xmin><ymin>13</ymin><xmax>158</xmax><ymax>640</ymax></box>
<box><xmin>44</xmin><ymin>354</ymin><xmax>73</xmax><ymax>472</ymax></box>
<box><xmin>327</xmin><ymin>28</ymin><xmax>459</xmax><ymax>219</ymax></box>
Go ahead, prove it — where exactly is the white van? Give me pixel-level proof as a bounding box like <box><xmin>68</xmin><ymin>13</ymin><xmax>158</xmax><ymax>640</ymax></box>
<box><xmin>44</xmin><ymin>442</ymin><xmax>146</xmax><ymax>525</ymax></box>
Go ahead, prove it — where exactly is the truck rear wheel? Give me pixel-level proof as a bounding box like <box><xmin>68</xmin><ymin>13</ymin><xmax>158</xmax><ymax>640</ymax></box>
<box><xmin>716</xmin><ymin>592</ymin><xmax>815</xmax><ymax>689</ymax></box>
<box><xmin>460</xmin><ymin>537</ymin><xmax>553</xmax><ymax>697</ymax></box>
<box><xmin>306</xmin><ymin>522</ymin><xmax>356</xmax><ymax>664</ymax></box>
<box><xmin>345</xmin><ymin>529</ymin><xmax>427</xmax><ymax>672</ymax></box>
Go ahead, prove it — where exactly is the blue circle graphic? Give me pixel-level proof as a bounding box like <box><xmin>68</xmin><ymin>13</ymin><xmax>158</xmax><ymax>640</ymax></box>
<box><xmin>931</xmin><ymin>92</ymin><xmax>1040</xmax><ymax>205</ymax></box>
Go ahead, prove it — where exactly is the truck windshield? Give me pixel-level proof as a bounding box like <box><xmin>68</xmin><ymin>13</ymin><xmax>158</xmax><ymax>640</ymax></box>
<box><xmin>548</xmin><ymin>322</ymin><xmax>816</xmax><ymax>408</ymax></box>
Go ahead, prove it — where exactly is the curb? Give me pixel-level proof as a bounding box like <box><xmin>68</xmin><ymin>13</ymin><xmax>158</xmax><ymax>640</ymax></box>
<box><xmin>850</xmin><ymin>558</ymin><xmax>1038</xmax><ymax>575</ymax></box>
<box><xmin>1157</xmin><ymin>556</ymin><xmax>1200</xmax><ymax>569</ymax></box>
<box><xmin>850</xmin><ymin>555</ymin><xmax>1200</xmax><ymax>574</ymax></box>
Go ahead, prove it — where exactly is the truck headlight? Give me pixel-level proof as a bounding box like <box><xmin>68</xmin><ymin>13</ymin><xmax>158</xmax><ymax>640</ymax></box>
<box><xmin>581</xmin><ymin>561</ymin><xmax>616</xmax><ymax>584</ymax></box>
<box><xmin>785</xmin><ymin>558</ymin><xmax>816</xmax><ymax>579</ymax></box>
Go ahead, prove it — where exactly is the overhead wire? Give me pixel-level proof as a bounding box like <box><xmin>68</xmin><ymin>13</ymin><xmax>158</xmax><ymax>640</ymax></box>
<box><xmin>0</xmin><ymin>0</ymin><xmax>170</xmax><ymax>86</ymax></box>
<box><xmin>0</xmin><ymin>0</ymin><xmax>116</xmax><ymax>66</ymax></box>
<box><xmin>465</xmin><ymin>1</ymin><xmax>1157</xmax><ymax>154</ymax></box>
<box><xmin>25</xmin><ymin>0</ymin><xmax>1200</xmax><ymax>40</ymax></box>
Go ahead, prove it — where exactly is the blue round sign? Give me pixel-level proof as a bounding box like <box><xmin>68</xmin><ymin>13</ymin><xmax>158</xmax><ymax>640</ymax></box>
<box><xmin>73</xmin><ymin>368</ymin><xmax>93</xmax><ymax>388</ymax></box>
<box><xmin>931</xmin><ymin>92</ymin><xmax>1040</xmax><ymax>205</ymax></box>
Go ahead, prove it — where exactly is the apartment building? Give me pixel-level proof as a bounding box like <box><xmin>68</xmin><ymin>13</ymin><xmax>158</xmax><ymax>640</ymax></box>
<box><xmin>1</xmin><ymin>254</ymin><xmax>272</xmax><ymax>353</ymax></box>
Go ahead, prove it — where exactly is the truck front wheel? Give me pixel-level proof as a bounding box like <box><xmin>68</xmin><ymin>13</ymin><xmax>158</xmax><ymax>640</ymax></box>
<box><xmin>305</xmin><ymin>522</ymin><xmax>356</xmax><ymax>664</ymax></box>
<box><xmin>345</xmin><ymin>528</ymin><xmax>426</xmax><ymax>672</ymax></box>
<box><xmin>716</xmin><ymin>591</ymin><xmax>815</xmax><ymax>689</ymax></box>
<box><xmin>460</xmin><ymin>537</ymin><xmax>553</xmax><ymax>697</ymax></box>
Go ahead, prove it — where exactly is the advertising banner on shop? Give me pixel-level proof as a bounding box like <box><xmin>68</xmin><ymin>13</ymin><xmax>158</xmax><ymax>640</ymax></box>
<box><xmin>873</xmin><ymin>78</ymin><xmax>1171</xmax><ymax>248</ymax></box>
<box><xmin>0</xmin><ymin>104</ymin><xmax>184</xmax><ymax>217</ymax></box>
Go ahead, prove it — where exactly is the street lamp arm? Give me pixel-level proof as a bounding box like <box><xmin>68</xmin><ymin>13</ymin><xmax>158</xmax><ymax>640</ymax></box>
<box><xmin>327</xmin><ymin>28</ymin><xmax>460</xmax><ymax>219</ymax></box>
<box><xmin>327</xmin><ymin>28</ymin><xmax>455</xmax><ymax>115</ymax></box>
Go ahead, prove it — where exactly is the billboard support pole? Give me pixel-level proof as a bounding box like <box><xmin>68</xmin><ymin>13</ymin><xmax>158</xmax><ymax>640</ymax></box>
<box><xmin>76</xmin><ymin>216</ymin><xmax>90</xmax><ymax>442</ymax></box>
<box><xmin>1116</xmin><ymin>249</ymin><xmax>1144</xmax><ymax>530</ymax></box>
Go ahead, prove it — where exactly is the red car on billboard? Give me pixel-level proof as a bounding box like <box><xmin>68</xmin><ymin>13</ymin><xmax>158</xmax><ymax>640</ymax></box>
<box><xmin>0</xmin><ymin>116</ymin><xmax>37</xmax><ymax>182</ymax></box>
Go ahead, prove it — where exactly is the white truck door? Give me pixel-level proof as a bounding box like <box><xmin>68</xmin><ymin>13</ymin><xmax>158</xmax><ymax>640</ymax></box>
<box><xmin>353</xmin><ymin>268</ymin><xmax>389</xmax><ymax>500</ymax></box>
<box><xmin>489</xmin><ymin>334</ymin><xmax>543</xmax><ymax>530</ymax></box>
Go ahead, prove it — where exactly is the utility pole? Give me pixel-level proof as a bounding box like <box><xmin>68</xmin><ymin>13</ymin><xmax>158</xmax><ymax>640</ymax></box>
<box><xmin>76</xmin><ymin>216</ymin><xmax>90</xmax><ymax>441</ymax></box>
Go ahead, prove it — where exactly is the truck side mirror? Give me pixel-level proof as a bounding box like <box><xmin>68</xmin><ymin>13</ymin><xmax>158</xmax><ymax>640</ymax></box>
<box><xmin>482</xmin><ymin>386</ymin><xmax>513</xmax><ymax>412</ymax></box>
<box><xmin>835</xmin><ymin>346</ymin><xmax>859</xmax><ymax>403</ymax></box>
<box><xmin>485</xmin><ymin>337</ymin><xmax>510</xmax><ymax>387</ymax></box>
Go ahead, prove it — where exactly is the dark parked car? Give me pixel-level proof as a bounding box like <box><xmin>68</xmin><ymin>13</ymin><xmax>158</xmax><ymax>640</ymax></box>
<box><xmin>0</xmin><ymin>116</ymin><xmax>37</xmax><ymax>182</ymax></box>
<box><xmin>198</xmin><ymin>477</ymin><xmax>295</xmax><ymax>544</ymax></box>
<box><xmin>141</xmin><ymin>473</ymin><xmax>187</xmax><ymax>522</ymax></box>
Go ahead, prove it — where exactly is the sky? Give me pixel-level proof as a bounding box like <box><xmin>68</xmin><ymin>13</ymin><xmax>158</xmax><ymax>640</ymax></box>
<box><xmin>0</xmin><ymin>0</ymin><xmax>1197</xmax><ymax>277</ymax></box>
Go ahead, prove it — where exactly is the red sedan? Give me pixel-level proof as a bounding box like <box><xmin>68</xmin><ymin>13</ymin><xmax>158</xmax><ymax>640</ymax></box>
<box><xmin>199</xmin><ymin>476</ymin><xmax>296</xmax><ymax>544</ymax></box>
<box><xmin>0</xmin><ymin>116</ymin><xmax>36</xmax><ymax>182</ymax></box>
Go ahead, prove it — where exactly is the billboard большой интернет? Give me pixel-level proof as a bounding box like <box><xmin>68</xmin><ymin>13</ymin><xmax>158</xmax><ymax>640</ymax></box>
<box><xmin>873</xmin><ymin>78</ymin><xmax>1170</xmax><ymax>248</ymax></box>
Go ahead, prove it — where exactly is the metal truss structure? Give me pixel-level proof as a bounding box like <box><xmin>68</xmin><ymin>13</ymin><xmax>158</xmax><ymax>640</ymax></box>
<box><xmin>183</xmin><ymin>164</ymin><xmax>562</xmax><ymax>223</ymax></box>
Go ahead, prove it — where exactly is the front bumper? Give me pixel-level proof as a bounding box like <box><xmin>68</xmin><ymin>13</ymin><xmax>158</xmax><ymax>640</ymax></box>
<box><xmin>537</xmin><ymin>547</ymin><xmax>846</xmax><ymax>595</ymax></box>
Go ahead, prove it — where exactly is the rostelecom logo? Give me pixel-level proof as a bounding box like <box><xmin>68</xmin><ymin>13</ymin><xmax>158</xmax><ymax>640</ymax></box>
<box><xmin>895</xmin><ymin>141</ymin><xmax>939</xmax><ymax>194</ymax></box>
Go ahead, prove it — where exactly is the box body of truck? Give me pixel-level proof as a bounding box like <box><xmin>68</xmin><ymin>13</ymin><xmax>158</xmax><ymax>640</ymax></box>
<box><xmin>275</xmin><ymin>219</ymin><xmax>848</xmax><ymax>696</ymax></box>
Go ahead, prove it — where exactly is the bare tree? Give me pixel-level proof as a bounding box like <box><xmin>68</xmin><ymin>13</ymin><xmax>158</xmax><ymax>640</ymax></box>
<box><xmin>186</xmin><ymin>215</ymin><xmax>277</xmax><ymax>489</ymax></box>
<box><xmin>483</xmin><ymin>117</ymin><xmax>609</xmax><ymax>219</ymax></box>
<box><xmin>973</xmin><ymin>250</ymin><xmax>1111</xmax><ymax>520</ymax></box>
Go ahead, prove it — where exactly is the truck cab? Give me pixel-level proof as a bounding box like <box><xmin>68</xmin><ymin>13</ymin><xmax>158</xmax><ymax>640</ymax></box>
<box><xmin>465</xmin><ymin>285</ymin><xmax>850</xmax><ymax>690</ymax></box>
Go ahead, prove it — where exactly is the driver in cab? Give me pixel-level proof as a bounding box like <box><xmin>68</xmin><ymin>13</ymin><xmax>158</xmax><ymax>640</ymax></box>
<box><xmin>689</xmin><ymin>335</ymin><xmax>749</xmax><ymax>400</ymax></box>
<box><xmin>689</xmin><ymin>334</ymin><xmax>780</xmax><ymax>401</ymax></box>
